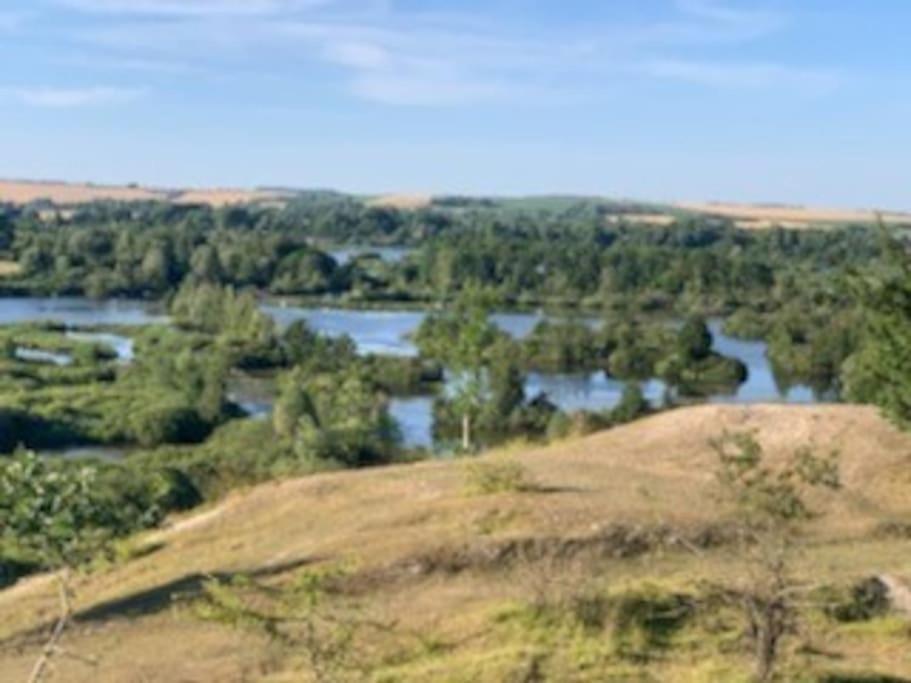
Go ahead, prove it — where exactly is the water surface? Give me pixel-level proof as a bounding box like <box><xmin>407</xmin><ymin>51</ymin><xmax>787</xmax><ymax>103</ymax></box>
<box><xmin>329</xmin><ymin>246</ymin><xmax>413</xmax><ymax>265</ymax></box>
<box><xmin>3</xmin><ymin>298</ymin><xmax>825</xmax><ymax>451</ymax></box>
<box><xmin>66</xmin><ymin>331</ymin><xmax>135</xmax><ymax>363</ymax></box>
<box><xmin>0</xmin><ymin>297</ymin><xmax>163</xmax><ymax>327</ymax></box>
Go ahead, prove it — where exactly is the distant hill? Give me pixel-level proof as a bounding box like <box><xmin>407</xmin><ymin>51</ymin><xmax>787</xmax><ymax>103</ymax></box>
<box><xmin>3</xmin><ymin>178</ymin><xmax>911</xmax><ymax>229</ymax></box>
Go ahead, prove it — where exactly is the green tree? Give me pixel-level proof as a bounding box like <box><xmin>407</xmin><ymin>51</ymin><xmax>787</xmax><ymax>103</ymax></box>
<box><xmin>710</xmin><ymin>432</ymin><xmax>840</xmax><ymax>682</ymax></box>
<box><xmin>842</xmin><ymin>234</ymin><xmax>911</xmax><ymax>428</ymax></box>
<box><xmin>139</xmin><ymin>243</ymin><xmax>174</xmax><ymax>291</ymax></box>
<box><xmin>274</xmin><ymin>369</ymin><xmax>400</xmax><ymax>467</ymax></box>
<box><xmin>0</xmin><ymin>452</ymin><xmax>136</xmax><ymax>681</ymax></box>
<box><xmin>445</xmin><ymin>288</ymin><xmax>502</xmax><ymax>450</ymax></box>
<box><xmin>677</xmin><ymin>316</ymin><xmax>713</xmax><ymax>361</ymax></box>
<box><xmin>487</xmin><ymin>340</ymin><xmax>526</xmax><ymax>422</ymax></box>
<box><xmin>273</xmin><ymin>367</ymin><xmax>316</xmax><ymax>439</ymax></box>
<box><xmin>611</xmin><ymin>382</ymin><xmax>649</xmax><ymax>423</ymax></box>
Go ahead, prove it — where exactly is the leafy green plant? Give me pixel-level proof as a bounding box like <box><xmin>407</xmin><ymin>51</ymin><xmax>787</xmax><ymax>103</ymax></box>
<box><xmin>0</xmin><ymin>450</ymin><xmax>163</xmax><ymax>682</ymax></box>
<box><xmin>195</xmin><ymin>567</ymin><xmax>391</xmax><ymax>683</ymax></box>
<box><xmin>710</xmin><ymin>432</ymin><xmax>840</xmax><ymax>682</ymax></box>
<box><xmin>463</xmin><ymin>457</ymin><xmax>537</xmax><ymax>495</ymax></box>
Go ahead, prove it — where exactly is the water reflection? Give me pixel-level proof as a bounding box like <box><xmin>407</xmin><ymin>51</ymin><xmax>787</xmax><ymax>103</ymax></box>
<box><xmin>707</xmin><ymin>320</ymin><xmax>816</xmax><ymax>404</ymax></box>
<box><xmin>1</xmin><ymin>297</ymin><xmax>828</xmax><ymax>452</ymax></box>
<box><xmin>329</xmin><ymin>246</ymin><xmax>413</xmax><ymax>265</ymax></box>
<box><xmin>14</xmin><ymin>347</ymin><xmax>72</xmax><ymax>366</ymax></box>
<box><xmin>389</xmin><ymin>397</ymin><xmax>434</xmax><ymax>449</ymax></box>
<box><xmin>526</xmin><ymin>372</ymin><xmax>667</xmax><ymax>412</ymax></box>
<box><xmin>66</xmin><ymin>331</ymin><xmax>135</xmax><ymax>363</ymax></box>
<box><xmin>0</xmin><ymin>297</ymin><xmax>163</xmax><ymax>327</ymax></box>
<box><xmin>262</xmin><ymin>306</ymin><xmax>426</xmax><ymax>356</ymax></box>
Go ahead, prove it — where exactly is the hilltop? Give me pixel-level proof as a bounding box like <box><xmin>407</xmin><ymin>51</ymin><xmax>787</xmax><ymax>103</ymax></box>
<box><xmin>1</xmin><ymin>404</ymin><xmax>909</xmax><ymax>681</ymax></box>
<box><xmin>3</xmin><ymin>178</ymin><xmax>911</xmax><ymax>230</ymax></box>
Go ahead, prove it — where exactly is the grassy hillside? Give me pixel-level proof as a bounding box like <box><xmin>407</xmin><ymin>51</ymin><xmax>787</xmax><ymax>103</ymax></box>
<box><xmin>1</xmin><ymin>404</ymin><xmax>910</xmax><ymax>681</ymax></box>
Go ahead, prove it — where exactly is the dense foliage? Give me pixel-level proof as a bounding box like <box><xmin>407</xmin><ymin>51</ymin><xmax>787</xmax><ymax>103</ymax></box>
<box><xmin>0</xmin><ymin>449</ymin><xmax>198</xmax><ymax>583</ymax></box>
<box><xmin>1</xmin><ymin>196</ymin><xmax>908</xmax><ymax>594</ymax></box>
<box><xmin>842</xmin><ymin>236</ymin><xmax>911</xmax><ymax>427</ymax></box>
<box><xmin>0</xmin><ymin>199</ymin><xmax>880</xmax><ymax>321</ymax></box>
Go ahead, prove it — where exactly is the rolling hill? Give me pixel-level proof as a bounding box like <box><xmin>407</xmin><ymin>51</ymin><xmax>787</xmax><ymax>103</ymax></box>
<box><xmin>1</xmin><ymin>404</ymin><xmax>909</xmax><ymax>681</ymax></box>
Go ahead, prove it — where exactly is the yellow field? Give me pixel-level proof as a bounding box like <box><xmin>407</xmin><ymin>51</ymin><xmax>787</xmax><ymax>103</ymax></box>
<box><xmin>0</xmin><ymin>180</ymin><xmax>283</xmax><ymax>208</ymax></box>
<box><xmin>366</xmin><ymin>193</ymin><xmax>434</xmax><ymax>209</ymax></box>
<box><xmin>0</xmin><ymin>261</ymin><xmax>21</xmax><ymax>278</ymax></box>
<box><xmin>677</xmin><ymin>201</ymin><xmax>911</xmax><ymax>228</ymax></box>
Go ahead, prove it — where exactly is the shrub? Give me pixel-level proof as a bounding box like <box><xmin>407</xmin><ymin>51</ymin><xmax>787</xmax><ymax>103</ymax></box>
<box><xmin>822</xmin><ymin>578</ymin><xmax>892</xmax><ymax>623</ymax></box>
<box><xmin>610</xmin><ymin>586</ymin><xmax>695</xmax><ymax>661</ymax></box>
<box><xmin>463</xmin><ymin>457</ymin><xmax>537</xmax><ymax>495</ymax></box>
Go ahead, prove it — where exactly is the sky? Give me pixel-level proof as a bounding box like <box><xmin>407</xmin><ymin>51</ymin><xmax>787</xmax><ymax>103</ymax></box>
<box><xmin>0</xmin><ymin>0</ymin><xmax>909</xmax><ymax>208</ymax></box>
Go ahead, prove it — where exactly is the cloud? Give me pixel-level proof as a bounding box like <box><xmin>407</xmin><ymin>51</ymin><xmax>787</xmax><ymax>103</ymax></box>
<box><xmin>55</xmin><ymin>0</ymin><xmax>335</xmax><ymax>16</ymax></box>
<box><xmin>7</xmin><ymin>86</ymin><xmax>145</xmax><ymax>108</ymax></box>
<box><xmin>675</xmin><ymin>0</ymin><xmax>782</xmax><ymax>30</ymax></box>
<box><xmin>350</xmin><ymin>72</ymin><xmax>509</xmax><ymax>106</ymax></box>
<box><xmin>56</xmin><ymin>0</ymin><xmax>838</xmax><ymax>107</ymax></box>
<box><xmin>642</xmin><ymin>58</ymin><xmax>839</xmax><ymax>92</ymax></box>
<box><xmin>322</xmin><ymin>41</ymin><xmax>390</xmax><ymax>70</ymax></box>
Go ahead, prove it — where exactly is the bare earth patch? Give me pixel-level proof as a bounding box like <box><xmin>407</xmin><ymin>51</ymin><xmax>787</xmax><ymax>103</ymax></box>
<box><xmin>366</xmin><ymin>193</ymin><xmax>433</xmax><ymax>210</ymax></box>
<box><xmin>0</xmin><ymin>179</ymin><xmax>284</xmax><ymax>208</ymax></box>
<box><xmin>172</xmin><ymin>188</ymin><xmax>285</xmax><ymax>208</ymax></box>
<box><xmin>0</xmin><ymin>261</ymin><xmax>22</xmax><ymax>278</ymax></box>
<box><xmin>677</xmin><ymin>200</ymin><xmax>911</xmax><ymax>228</ymax></box>
<box><xmin>0</xmin><ymin>180</ymin><xmax>162</xmax><ymax>205</ymax></box>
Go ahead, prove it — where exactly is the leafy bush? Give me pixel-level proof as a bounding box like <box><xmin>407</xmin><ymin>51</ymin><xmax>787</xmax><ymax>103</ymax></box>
<box><xmin>822</xmin><ymin>578</ymin><xmax>892</xmax><ymax>623</ymax></box>
<box><xmin>610</xmin><ymin>586</ymin><xmax>695</xmax><ymax>660</ymax></box>
<box><xmin>463</xmin><ymin>457</ymin><xmax>537</xmax><ymax>495</ymax></box>
<box><xmin>0</xmin><ymin>451</ymin><xmax>187</xmax><ymax>571</ymax></box>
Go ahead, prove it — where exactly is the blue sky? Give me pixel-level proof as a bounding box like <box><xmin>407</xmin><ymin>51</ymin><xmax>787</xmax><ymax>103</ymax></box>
<box><xmin>1</xmin><ymin>0</ymin><xmax>909</xmax><ymax>208</ymax></box>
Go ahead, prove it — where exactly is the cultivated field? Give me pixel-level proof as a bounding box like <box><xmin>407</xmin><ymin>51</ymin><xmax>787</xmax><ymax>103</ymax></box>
<box><xmin>1</xmin><ymin>404</ymin><xmax>909</xmax><ymax>681</ymax></box>
<box><xmin>677</xmin><ymin>201</ymin><xmax>911</xmax><ymax>229</ymax></box>
<box><xmin>365</xmin><ymin>193</ymin><xmax>433</xmax><ymax>209</ymax></box>
<box><xmin>0</xmin><ymin>180</ymin><xmax>283</xmax><ymax>208</ymax></box>
<box><xmin>3</xmin><ymin>180</ymin><xmax>909</xmax><ymax>230</ymax></box>
<box><xmin>0</xmin><ymin>261</ymin><xmax>22</xmax><ymax>278</ymax></box>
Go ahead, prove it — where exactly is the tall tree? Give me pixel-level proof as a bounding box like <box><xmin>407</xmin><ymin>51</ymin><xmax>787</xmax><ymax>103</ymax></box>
<box><xmin>842</xmin><ymin>233</ymin><xmax>911</xmax><ymax>428</ymax></box>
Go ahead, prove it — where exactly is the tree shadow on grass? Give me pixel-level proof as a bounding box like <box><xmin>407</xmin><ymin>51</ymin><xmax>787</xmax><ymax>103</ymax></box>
<box><xmin>73</xmin><ymin>555</ymin><xmax>321</xmax><ymax>624</ymax></box>
<box><xmin>819</xmin><ymin>675</ymin><xmax>911</xmax><ymax>683</ymax></box>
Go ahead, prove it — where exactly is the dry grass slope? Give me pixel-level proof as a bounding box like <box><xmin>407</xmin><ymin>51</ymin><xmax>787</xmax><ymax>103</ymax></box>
<box><xmin>1</xmin><ymin>404</ymin><xmax>910</xmax><ymax>681</ymax></box>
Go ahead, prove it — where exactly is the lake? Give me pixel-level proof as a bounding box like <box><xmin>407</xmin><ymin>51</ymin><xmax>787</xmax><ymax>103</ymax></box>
<box><xmin>329</xmin><ymin>246</ymin><xmax>413</xmax><ymax>265</ymax></box>
<box><xmin>260</xmin><ymin>305</ymin><xmax>557</xmax><ymax>357</ymax></box>
<box><xmin>0</xmin><ymin>297</ymin><xmax>164</xmax><ymax>327</ymax></box>
<box><xmin>1</xmin><ymin>297</ymin><xmax>820</xmax><ymax>450</ymax></box>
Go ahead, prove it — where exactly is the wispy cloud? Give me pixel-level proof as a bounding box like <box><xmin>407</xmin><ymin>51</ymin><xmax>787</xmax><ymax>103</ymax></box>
<box><xmin>55</xmin><ymin>0</ymin><xmax>334</xmax><ymax>17</ymax></box>
<box><xmin>6</xmin><ymin>86</ymin><xmax>145</xmax><ymax>108</ymax></box>
<box><xmin>642</xmin><ymin>58</ymin><xmax>840</xmax><ymax>92</ymax></box>
<box><xmin>675</xmin><ymin>0</ymin><xmax>783</xmax><ymax>33</ymax></box>
<box><xmin>350</xmin><ymin>72</ymin><xmax>510</xmax><ymax>106</ymax></box>
<box><xmin>52</xmin><ymin>0</ymin><xmax>838</xmax><ymax>106</ymax></box>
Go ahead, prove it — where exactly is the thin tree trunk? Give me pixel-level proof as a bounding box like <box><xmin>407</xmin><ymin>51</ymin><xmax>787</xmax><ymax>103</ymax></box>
<box><xmin>461</xmin><ymin>413</ymin><xmax>471</xmax><ymax>451</ymax></box>
<box><xmin>28</xmin><ymin>570</ymin><xmax>72</xmax><ymax>683</ymax></box>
